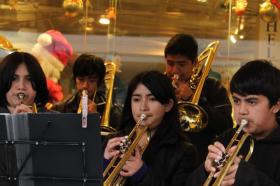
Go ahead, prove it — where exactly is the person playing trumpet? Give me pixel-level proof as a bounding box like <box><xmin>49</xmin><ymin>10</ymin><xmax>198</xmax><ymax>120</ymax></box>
<box><xmin>52</xmin><ymin>53</ymin><xmax>122</xmax><ymax>129</ymax></box>
<box><xmin>164</xmin><ymin>33</ymin><xmax>233</xmax><ymax>163</ymax></box>
<box><xmin>187</xmin><ymin>60</ymin><xmax>280</xmax><ymax>186</ymax></box>
<box><xmin>0</xmin><ymin>52</ymin><xmax>49</xmax><ymax>113</ymax></box>
<box><xmin>104</xmin><ymin>71</ymin><xmax>198</xmax><ymax>185</ymax></box>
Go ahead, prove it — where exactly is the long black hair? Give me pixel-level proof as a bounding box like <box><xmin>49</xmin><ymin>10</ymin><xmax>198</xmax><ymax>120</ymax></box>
<box><xmin>118</xmin><ymin>70</ymin><xmax>186</xmax><ymax>141</ymax></box>
<box><xmin>0</xmin><ymin>52</ymin><xmax>49</xmax><ymax>107</ymax></box>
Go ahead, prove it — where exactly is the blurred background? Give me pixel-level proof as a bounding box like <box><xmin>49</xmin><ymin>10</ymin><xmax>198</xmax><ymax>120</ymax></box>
<box><xmin>0</xmin><ymin>0</ymin><xmax>279</xmax><ymax>99</ymax></box>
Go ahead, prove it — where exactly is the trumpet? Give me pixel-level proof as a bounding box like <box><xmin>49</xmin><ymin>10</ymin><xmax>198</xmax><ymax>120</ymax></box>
<box><xmin>103</xmin><ymin>114</ymin><xmax>149</xmax><ymax>186</ymax></box>
<box><xmin>77</xmin><ymin>90</ymin><xmax>90</xmax><ymax>114</ymax></box>
<box><xmin>203</xmin><ymin>119</ymin><xmax>254</xmax><ymax>186</ymax></box>
<box><xmin>17</xmin><ymin>92</ymin><xmax>38</xmax><ymax>113</ymax></box>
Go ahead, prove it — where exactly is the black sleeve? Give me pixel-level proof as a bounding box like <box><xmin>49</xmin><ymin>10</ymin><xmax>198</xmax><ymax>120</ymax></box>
<box><xmin>108</xmin><ymin>103</ymin><xmax>123</xmax><ymax>129</ymax></box>
<box><xmin>235</xmin><ymin>161</ymin><xmax>280</xmax><ymax>186</ymax></box>
<box><xmin>199</xmin><ymin>78</ymin><xmax>233</xmax><ymax>135</ymax></box>
<box><xmin>185</xmin><ymin>164</ymin><xmax>208</xmax><ymax>186</ymax></box>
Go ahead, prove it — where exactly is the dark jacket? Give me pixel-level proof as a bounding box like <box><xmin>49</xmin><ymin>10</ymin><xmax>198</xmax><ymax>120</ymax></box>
<box><xmin>52</xmin><ymin>91</ymin><xmax>122</xmax><ymax>129</ymax></box>
<box><xmin>135</xmin><ymin>134</ymin><xmax>197</xmax><ymax>186</ymax></box>
<box><xmin>105</xmin><ymin>122</ymin><xmax>199</xmax><ymax>186</ymax></box>
<box><xmin>186</xmin><ymin>78</ymin><xmax>233</xmax><ymax>163</ymax></box>
<box><xmin>187</xmin><ymin>126</ymin><xmax>280</xmax><ymax>186</ymax></box>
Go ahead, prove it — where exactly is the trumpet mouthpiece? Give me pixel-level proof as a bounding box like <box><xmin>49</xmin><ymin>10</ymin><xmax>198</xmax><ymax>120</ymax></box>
<box><xmin>236</xmin><ymin>119</ymin><xmax>248</xmax><ymax>134</ymax></box>
<box><xmin>140</xmin><ymin>114</ymin><xmax>146</xmax><ymax>121</ymax></box>
<box><xmin>82</xmin><ymin>90</ymin><xmax>88</xmax><ymax>96</ymax></box>
<box><xmin>17</xmin><ymin>93</ymin><xmax>26</xmax><ymax>100</ymax></box>
<box><xmin>240</xmin><ymin>119</ymin><xmax>248</xmax><ymax>126</ymax></box>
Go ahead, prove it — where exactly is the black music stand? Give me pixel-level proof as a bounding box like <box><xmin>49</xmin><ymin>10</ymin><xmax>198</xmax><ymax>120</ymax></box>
<box><xmin>0</xmin><ymin>113</ymin><xmax>103</xmax><ymax>186</ymax></box>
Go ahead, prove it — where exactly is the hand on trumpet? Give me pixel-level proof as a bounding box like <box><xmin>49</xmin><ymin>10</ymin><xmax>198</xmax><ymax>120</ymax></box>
<box><xmin>12</xmin><ymin>104</ymin><xmax>34</xmax><ymax>114</ymax></box>
<box><xmin>205</xmin><ymin>141</ymin><xmax>242</xmax><ymax>186</ymax></box>
<box><xmin>10</xmin><ymin>92</ymin><xmax>35</xmax><ymax>114</ymax></box>
<box><xmin>104</xmin><ymin>136</ymin><xmax>144</xmax><ymax>177</ymax></box>
<box><xmin>104</xmin><ymin>136</ymin><xmax>126</xmax><ymax>160</ymax></box>
<box><xmin>87</xmin><ymin>99</ymin><xmax>97</xmax><ymax>113</ymax></box>
<box><xmin>120</xmin><ymin>147</ymin><xmax>144</xmax><ymax>177</ymax></box>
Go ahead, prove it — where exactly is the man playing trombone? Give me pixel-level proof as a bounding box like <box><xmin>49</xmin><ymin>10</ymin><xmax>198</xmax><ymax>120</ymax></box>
<box><xmin>164</xmin><ymin>34</ymin><xmax>233</xmax><ymax>163</ymax></box>
<box><xmin>187</xmin><ymin>60</ymin><xmax>280</xmax><ymax>186</ymax></box>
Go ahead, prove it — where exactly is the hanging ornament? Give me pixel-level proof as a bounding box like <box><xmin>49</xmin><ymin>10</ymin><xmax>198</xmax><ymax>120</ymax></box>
<box><xmin>106</xmin><ymin>7</ymin><xmax>116</xmax><ymax>20</ymax></box>
<box><xmin>235</xmin><ymin>0</ymin><xmax>248</xmax><ymax>16</ymax></box>
<box><xmin>259</xmin><ymin>0</ymin><xmax>278</xmax><ymax>23</ymax></box>
<box><xmin>0</xmin><ymin>35</ymin><xmax>14</xmax><ymax>50</ymax></box>
<box><xmin>63</xmin><ymin>0</ymin><xmax>83</xmax><ymax>13</ymax></box>
<box><xmin>271</xmin><ymin>0</ymin><xmax>280</xmax><ymax>9</ymax></box>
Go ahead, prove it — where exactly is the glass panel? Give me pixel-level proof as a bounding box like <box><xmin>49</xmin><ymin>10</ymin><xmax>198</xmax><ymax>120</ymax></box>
<box><xmin>0</xmin><ymin>0</ymin><xmax>279</xmax><ymax>103</ymax></box>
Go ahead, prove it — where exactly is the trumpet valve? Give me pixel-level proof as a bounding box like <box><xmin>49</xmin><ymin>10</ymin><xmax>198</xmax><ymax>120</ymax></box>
<box><xmin>119</xmin><ymin>136</ymin><xmax>131</xmax><ymax>153</ymax></box>
<box><xmin>214</xmin><ymin>153</ymin><xmax>230</xmax><ymax>169</ymax></box>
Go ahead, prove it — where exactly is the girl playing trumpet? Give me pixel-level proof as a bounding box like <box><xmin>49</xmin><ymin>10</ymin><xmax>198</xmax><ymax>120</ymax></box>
<box><xmin>0</xmin><ymin>52</ymin><xmax>49</xmax><ymax>113</ymax></box>
<box><xmin>104</xmin><ymin>70</ymin><xmax>198</xmax><ymax>185</ymax></box>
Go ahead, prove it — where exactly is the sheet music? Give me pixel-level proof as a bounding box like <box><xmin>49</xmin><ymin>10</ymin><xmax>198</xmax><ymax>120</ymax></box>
<box><xmin>0</xmin><ymin>113</ymin><xmax>103</xmax><ymax>186</ymax></box>
<box><xmin>4</xmin><ymin>113</ymin><xmax>34</xmax><ymax>186</ymax></box>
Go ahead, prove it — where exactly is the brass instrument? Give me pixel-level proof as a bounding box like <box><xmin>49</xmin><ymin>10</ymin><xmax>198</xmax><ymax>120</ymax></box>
<box><xmin>103</xmin><ymin>114</ymin><xmax>149</xmax><ymax>186</ymax></box>
<box><xmin>17</xmin><ymin>92</ymin><xmax>38</xmax><ymax>113</ymax></box>
<box><xmin>77</xmin><ymin>90</ymin><xmax>88</xmax><ymax>114</ymax></box>
<box><xmin>203</xmin><ymin>119</ymin><xmax>254</xmax><ymax>186</ymax></box>
<box><xmin>100</xmin><ymin>61</ymin><xmax>117</xmax><ymax>135</ymax></box>
<box><xmin>177</xmin><ymin>41</ymin><xmax>220</xmax><ymax>132</ymax></box>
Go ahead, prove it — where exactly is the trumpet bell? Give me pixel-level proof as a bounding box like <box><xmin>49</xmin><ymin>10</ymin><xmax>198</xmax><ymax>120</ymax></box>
<box><xmin>178</xmin><ymin>101</ymin><xmax>208</xmax><ymax>132</ymax></box>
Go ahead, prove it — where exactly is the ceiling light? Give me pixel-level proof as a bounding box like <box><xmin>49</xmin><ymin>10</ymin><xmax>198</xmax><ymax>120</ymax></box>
<box><xmin>99</xmin><ymin>15</ymin><xmax>110</xmax><ymax>25</ymax></box>
<box><xmin>197</xmin><ymin>0</ymin><xmax>207</xmax><ymax>2</ymax></box>
<box><xmin>229</xmin><ymin>35</ymin><xmax>237</xmax><ymax>44</ymax></box>
<box><xmin>239</xmin><ymin>34</ymin><xmax>244</xmax><ymax>39</ymax></box>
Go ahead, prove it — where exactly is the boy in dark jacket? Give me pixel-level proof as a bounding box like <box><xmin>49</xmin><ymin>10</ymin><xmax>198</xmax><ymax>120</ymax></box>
<box><xmin>188</xmin><ymin>60</ymin><xmax>280</xmax><ymax>186</ymax></box>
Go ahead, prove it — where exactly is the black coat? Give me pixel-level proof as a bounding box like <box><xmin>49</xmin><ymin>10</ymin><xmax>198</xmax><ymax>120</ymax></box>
<box><xmin>117</xmin><ymin>125</ymin><xmax>199</xmax><ymax>186</ymax></box>
<box><xmin>186</xmin><ymin>78</ymin><xmax>233</xmax><ymax>163</ymax></box>
<box><xmin>187</xmin><ymin>126</ymin><xmax>280</xmax><ymax>186</ymax></box>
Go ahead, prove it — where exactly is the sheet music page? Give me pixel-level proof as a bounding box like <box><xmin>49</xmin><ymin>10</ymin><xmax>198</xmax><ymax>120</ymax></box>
<box><xmin>4</xmin><ymin>113</ymin><xmax>34</xmax><ymax>186</ymax></box>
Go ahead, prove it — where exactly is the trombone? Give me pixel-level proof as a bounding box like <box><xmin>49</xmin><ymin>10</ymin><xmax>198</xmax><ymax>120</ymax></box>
<box><xmin>203</xmin><ymin>119</ymin><xmax>254</xmax><ymax>186</ymax></box>
<box><xmin>100</xmin><ymin>61</ymin><xmax>118</xmax><ymax>135</ymax></box>
<box><xmin>175</xmin><ymin>41</ymin><xmax>220</xmax><ymax>132</ymax></box>
<box><xmin>103</xmin><ymin>114</ymin><xmax>149</xmax><ymax>186</ymax></box>
<box><xmin>76</xmin><ymin>61</ymin><xmax>117</xmax><ymax>134</ymax></box>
